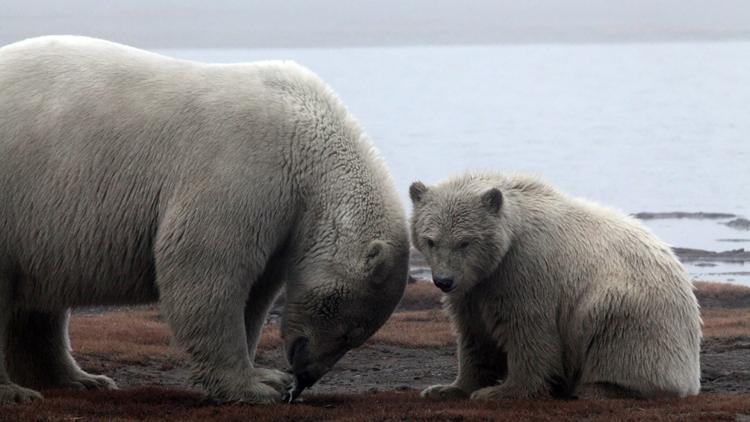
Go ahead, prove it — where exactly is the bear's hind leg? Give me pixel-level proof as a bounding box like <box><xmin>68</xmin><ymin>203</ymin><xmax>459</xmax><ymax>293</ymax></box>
<box><xmin>579</xmin><ymin>291</ymin><xmax>701</xmax><ymax>399</ymax></box>
<box><xmin>5</xmin><ymin>309</ymin><xmax>117</xmax><ymax>391</ymax></box>
<box><xmin>0</xmin><ymin>276</ymin><xmax>43</xmax><ymax>403</ymax></box>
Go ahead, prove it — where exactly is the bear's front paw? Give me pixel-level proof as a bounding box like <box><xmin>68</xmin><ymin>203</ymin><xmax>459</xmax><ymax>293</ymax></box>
<box><xmin>470</xmin><ymin>382</ymin><xmax>545</xmax><ymax>401</ymax></box>
<box><xmin>203</xmin><ymin>368</ymin><xmax>292</xmax><ymax>404</ymax></box>
<box><xmin>62</xmin><ymin>370</ymin><xmax>118</xmax><ymax>391</ymax></box>
<box><xmin>251</xmin><ymin>367</ymin><xmax>295</xmax><ymax>395</ymax></box>
<box><xmin>213</xmin><ymin>379</ymin><xmax>286</xmax><ymax>404</ymax></box>
<box><xmin>421</xmin><ymin>384</ymin><xmax>468</xmax><ymax>400</ymax></box>
<box><xmin>0</xmin><ymin>383</ymin><xmax>43</xmax><ymax>404</ymax></box>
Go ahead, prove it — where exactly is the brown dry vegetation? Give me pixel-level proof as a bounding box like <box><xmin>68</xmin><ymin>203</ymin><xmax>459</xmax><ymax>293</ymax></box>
<box><xmin>694</xmin><ymin>281</ymin><xmax>750</xmax><ymax>308</ymax></box>
<box><xmin>396</xmin><ymin>281</ymin><xmax>444</xmax><ymax>311</ymax></box>
<box><xmin>70</xmin><ymin>310</ymin><xmax>178</xmax><ymax>364</ymax></box>
<box><xmin>70</xmin><ymin>309</ymin><xmax>283</xmax><ymax>366</ymax></box>
<box><xmin>701</xmin><ymin>308</ymin><xmax>750</xmax><ymax>337</ymax></box>
<box><xmin>370</xmin><ymin>310</ymin><xmax>453</xmax><ymax>348</ymax></box>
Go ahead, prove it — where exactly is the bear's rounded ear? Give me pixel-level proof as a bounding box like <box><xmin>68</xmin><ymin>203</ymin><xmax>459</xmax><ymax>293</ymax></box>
<box><xmin>362</xmin><ymin>239</ymin><xmax>392</xmax><ymax>284</ymax></box>
<box><xmin>409</xmin><ymin>181</ymin><xmax>428</xmax><ymax>204</ymax></box>
<box><xmin>481</xmin><ymin>188</ymin><xmax>503</xmax><ymax>213</ymax></box>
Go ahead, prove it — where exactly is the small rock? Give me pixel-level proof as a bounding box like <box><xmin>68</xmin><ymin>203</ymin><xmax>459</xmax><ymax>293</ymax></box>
<box><xmin>725</xmin><ymin>218</ymin><xmax>750</xmax><ymax>231</ymax></box>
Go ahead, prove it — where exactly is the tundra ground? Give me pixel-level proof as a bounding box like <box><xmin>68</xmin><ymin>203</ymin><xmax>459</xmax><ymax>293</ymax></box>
<box><xmin>2</xmin><ymin>281</ymin><xmax>750</xmax><ymax>421</ymax></box>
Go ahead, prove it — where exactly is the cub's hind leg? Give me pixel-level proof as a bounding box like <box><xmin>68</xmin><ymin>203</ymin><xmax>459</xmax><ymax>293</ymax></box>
<box><xmin>578</xmin><ymin>289</ymin><xmax>701</xmax><ymax>399</ymax></box>
<box><xmin>5</xmin><ymin>309</ymin><xmax>117</xmax><ymax>391</ymax></box>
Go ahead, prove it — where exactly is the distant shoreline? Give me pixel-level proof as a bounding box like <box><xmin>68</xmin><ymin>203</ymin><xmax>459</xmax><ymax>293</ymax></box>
<box><xmin>4</xmin><ymin>35</ymin><xmax>750</xmax><ymax>51</ymax></box>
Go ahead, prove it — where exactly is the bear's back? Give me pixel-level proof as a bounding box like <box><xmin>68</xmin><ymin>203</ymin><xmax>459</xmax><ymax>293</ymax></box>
<box><xmin>477</xmin><ymin>173</ymin><xmax>691</xmax><ymax>294</ymax></box>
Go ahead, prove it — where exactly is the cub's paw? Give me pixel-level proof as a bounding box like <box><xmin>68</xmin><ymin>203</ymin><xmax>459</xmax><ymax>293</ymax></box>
<box><xmin>251</xmin><ymin>367</ymin><xmax>295</xmax><ymax>394</ymax></box>
<box><xmin>421</xmin><ymin>384</ymin><xmax>468</xmax><ymax>400</ymax></box>
<box><xmin>470</xmin><ymin>383</ymin><xmax>544</xmax><ymax>401</ymax></box>
<box><xmin>62</xmin><ymin>371</ymin><xmax>118</xmax><ymax>391</ymax></box>
<box><xmin>0</xmin><ymin>383</ymin><xmax>43</xmax><ymax>404</ymax></box>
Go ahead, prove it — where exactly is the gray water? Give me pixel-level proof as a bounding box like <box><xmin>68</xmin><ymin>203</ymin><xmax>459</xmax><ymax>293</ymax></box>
<box><xmin>159</xmin><ymin>43</ymin><xmax>750</xmax><ymax>284</ymax></box>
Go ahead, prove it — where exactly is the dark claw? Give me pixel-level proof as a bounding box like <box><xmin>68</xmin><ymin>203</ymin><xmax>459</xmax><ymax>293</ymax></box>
<box><xmin>282</xmin><ymin>378</ymin><xmax>305</xmax><ymax>403</ymax></box>
<box><xmin>290</xmin><ymin>383</ymin><xmax>305</xmax><ymax>402</ymax></box>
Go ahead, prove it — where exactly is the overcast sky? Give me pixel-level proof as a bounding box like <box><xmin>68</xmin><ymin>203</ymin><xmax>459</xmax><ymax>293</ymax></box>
<box><xmin>2</xmin><ymin>0</ymin><xmax>750</xmax><ymax>48</ymax></box>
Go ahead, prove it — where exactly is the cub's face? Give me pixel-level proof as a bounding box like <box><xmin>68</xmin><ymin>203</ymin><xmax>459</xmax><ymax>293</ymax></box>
<box><xmin>409</xmin><ymin>181</ymin><xmax>511</xmax><ymax>294</ymax></box>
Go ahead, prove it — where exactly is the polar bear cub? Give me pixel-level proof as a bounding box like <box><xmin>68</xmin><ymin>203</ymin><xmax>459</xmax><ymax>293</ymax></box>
<box><xmin>410</xmin><ymin>173</ymin><xmax>701</xmax><ymax>400</ymax></box>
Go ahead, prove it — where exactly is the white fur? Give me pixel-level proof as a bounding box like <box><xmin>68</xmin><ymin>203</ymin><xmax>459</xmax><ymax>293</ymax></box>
<box><xmin>411</xmin><ymin>173</ymin><xmax>701</xmax><ymax>400</ymax></box>
<box><xmin>0</xmin><ymin>36</ymin><xmax>408</xmax><ymax>403</ymax></box>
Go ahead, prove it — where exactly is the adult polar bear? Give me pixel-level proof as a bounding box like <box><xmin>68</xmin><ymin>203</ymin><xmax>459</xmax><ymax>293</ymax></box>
<box><xmin>0</xmin><ymin>36</ymin><xmax>409</xmax><ymax>404</ymax></box>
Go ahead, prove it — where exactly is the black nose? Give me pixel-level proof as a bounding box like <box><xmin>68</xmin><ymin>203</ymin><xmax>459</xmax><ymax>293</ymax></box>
<box><xmin>432</xmin><ymin>277</ymin><xmax>454</xmax><ymax>292</ymax></box>
<box><xmin>287</xmin><ymin>337</ymin><xmax>309</xmax><ymax>365</ymax></box>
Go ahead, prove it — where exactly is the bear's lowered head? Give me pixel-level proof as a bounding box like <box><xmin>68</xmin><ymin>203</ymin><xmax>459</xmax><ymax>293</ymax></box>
<box><xmin>281</xmin><ymin>238</ymin><xmax>408</xmax><ymax>397</ymax></box>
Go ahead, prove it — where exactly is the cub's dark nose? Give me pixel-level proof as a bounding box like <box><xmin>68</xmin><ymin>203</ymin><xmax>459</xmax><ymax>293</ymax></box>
<box><xmin>432</xmin><ymin>277</ymin><xmax>454</xmax><ymax>292</ymax></box>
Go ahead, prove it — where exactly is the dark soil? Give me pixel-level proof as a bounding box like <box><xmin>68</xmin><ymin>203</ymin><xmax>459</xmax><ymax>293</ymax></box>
<box><xmin>701</xmin><ymin>337</ymin><xmax>750</xmax><ymax>394</ymax></box>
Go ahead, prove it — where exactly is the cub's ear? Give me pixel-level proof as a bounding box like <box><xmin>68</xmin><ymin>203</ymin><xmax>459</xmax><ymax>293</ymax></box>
<box><xmin>361</xmin><ymin>239</ymin><xmax>392</xmax><ymax>284</ymax></box>
<box><xmin>481</xmin><ymin>188</ymin><xmax>503</xmax><ymax>213</ymax></box>
<box><xmin>409</xmin><ymin>181</ymin><xmax>428</xmax><ymax>204</ymax></box>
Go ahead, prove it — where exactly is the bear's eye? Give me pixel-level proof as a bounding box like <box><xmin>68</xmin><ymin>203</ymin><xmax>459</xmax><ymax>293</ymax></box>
<box><xmin>425</xmin><ymin>238</ymin><xmax>435</xmax><ymax>248</ymax></box>
<box><xmin>457</xmin><ymin>241</ymin><xmax>470</xmax><ymax>249</ymax></box>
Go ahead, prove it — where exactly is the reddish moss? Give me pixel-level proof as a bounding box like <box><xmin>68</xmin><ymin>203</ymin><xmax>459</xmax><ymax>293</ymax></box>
<box><xmin>397</xmin><ymin>282</ymin><xmax>443</xmax><ymax>311</ymax></box>
<box><xmin>695</xmin><ymin>281</ymin><xmax>750</xmax><ymax>309</ymax></box>
<box><xmin>370</xmin><ymin>310</ymin><xmax>454</xmax><ymax>348</ymax></box>
<box><xmin>702</xmin><ymin>308</ymin><xmax>750</xmax><ymax>337</ymax></box>
<box><xmin>2</xmin><ymin>389</ymin><xmax>750</xmax><ymax>422</ymax></box>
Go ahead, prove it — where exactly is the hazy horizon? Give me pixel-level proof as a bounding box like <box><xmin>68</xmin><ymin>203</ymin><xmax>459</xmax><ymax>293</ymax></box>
<box><xmin>3</xmin><ymin>0</ymin><xmax>750</xmax><ymax>49</ymax></box>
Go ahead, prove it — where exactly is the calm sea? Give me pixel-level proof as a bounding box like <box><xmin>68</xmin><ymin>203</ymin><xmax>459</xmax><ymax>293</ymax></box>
<box><xmin>159</xmin><ymin>43</ymin><xmax>750</xmax><ymax>284</ymax></box>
